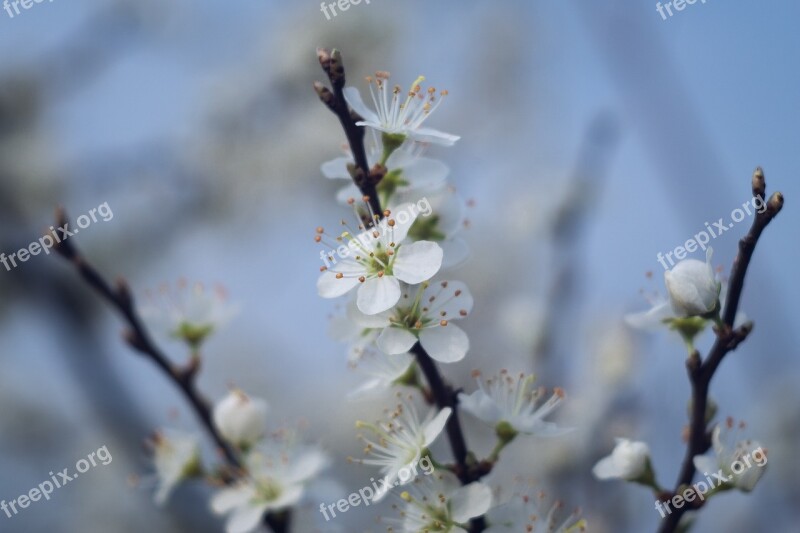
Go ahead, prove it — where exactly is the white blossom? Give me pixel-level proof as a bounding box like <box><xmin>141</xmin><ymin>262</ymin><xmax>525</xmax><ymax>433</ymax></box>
<box><xmin>693</xmin><ymin>419</ymin><xmax>767</xmax><ymax>492</ymax></box>
<box><xmin>344</xmin><ymin>72</ymin><xmax>460</xmax><ymax>146</ymax></box>
<box><xmin>593</xmin><ymin>438</ymin><xmax>651</xmax><ymax>481</ymax></box>
<box><xmin>212</xmin><ymin>390</ymin><xmax>269</xmax><ymax>449</ymax></box>
<box><xmin>139</xmin><ymin>280</ymin><xmax>238</xmax><ymax>349</ymax></box>
<box><xmin>349</xmin><ymin>281</ymin><xmax>472</xmax><ymax>363</ymax></box>
<box><xmin>393</xmin><ymin>184</ymin><xmax>471</xmax><ymax>269</ymax></box>
<box><xmin>485</xmin><ymin>485</ymin><xmax>586</xmax><ymax>533</ymax></box>
<box><xmin>353</xmin><ymin>396</ymin><xmax>451</xmax><ymax>498</ymax></box>
<box><xmin>664</xmin><ymin>247</ymin><xmax>721</xmax><ymax>318</ymax></box>
<box><xmin>347</xmin><ymin>349</ymin><xmax>416</xmax><ymax>400</ymax></box>
<box><xmin>458</xmin><ymin>370</ymin><xmax>568</xmax><ymax>437</ymax></box>
<box><xmin>384</xmin><ymin>473</ymin><xmax>492</xmax><ymax>533</ymax></box>
<box><xmin>323</xmin><ymin>142</ymin><xmax>448</xmax><ymax>207</ymax></box>
<box><xmin>148</xmin><ymin>429</ymin><xmax>202</xmax><ymax>505</ymax></box>
<box><xmin>317</xmin><ymin>204</ymin><xmax>443</xmax><ymax>315</ymax></box>
<box><xmin>210</xmin><ymin>440</ymin><xmax>328</xmax><ymax>533</ymax></box>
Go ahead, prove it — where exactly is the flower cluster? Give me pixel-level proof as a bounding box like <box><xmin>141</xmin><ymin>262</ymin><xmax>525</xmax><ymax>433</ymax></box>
<box><xmin>137</xmin><ymin>283</ymin><xmax>328</xmax><ymax>533</ymax></box>
<box><xmin>315</xmin><ymin>67</ymin><xmax>580</xmax><ymax>531</ymax></box>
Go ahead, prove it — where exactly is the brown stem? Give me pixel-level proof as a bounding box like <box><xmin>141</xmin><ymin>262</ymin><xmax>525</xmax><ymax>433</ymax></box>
<box><xmin>658</xmin><ymin>169</ymin><xmax>782</xmax><ymax>533</ymax></box>
<box><xmin>52</xmin><ymin>209</ymin><xmax>290</xmax><ymax>533</ymax></box>
<box><xmin>315</xmin><ymin>48</ymin><xmax>382</xmax><ymax>217</ymax></box>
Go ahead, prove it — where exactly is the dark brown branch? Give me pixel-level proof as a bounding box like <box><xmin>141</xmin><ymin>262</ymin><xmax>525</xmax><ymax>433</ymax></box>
<box><xmin>658</xmin><ymin>168</ymin><xmax>783</xmax><ymax>533</ymax></box>
<box><xmin>52</xmin><ymin>209</ymin><xmax>290</xmax><ymax>533</ymax></box>
<box><xmin>315</xmin><ymin>48</ymin><xmax>382</xmax><ymax>217</ymax></box>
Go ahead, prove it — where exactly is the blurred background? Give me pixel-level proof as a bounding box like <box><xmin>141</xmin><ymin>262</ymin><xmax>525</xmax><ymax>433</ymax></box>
<box><xmin>1</xmin><ymin>0</ymin><xmax>798</xmax><ymax>531</ymax></box>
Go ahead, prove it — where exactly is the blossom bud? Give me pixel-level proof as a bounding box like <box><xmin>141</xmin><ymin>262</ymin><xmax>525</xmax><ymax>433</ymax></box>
<box><xmin>664</xmin><ymin>248</ymin><xmax>720</xmax><ymax>318</ymax></box>
<box><xmin>212</xmin><ymin>390</ymin><xmax>268</xmax><ymax>449</ymax></box>
<box><xmin>593</xmin><ymin>439</ymin><xmax>652</xmax><ymax>482</ymax></box>
<box><xmin>751</xmin><ymin>167</ymin><xmax>766</xmax><ymax>198</ymax></box>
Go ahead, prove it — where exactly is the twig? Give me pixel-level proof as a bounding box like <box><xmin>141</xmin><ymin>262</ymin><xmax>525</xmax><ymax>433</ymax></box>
<box><xmin>314</xmin><ymin>47</ymin><xmax>382</xmax><ymax>217</ymax></box>
<box><xmin>658</xmin><ymin>168</ymin><xmax>783</xmax><ymax>533</ymax></box>
<box><xmin>51</xmin><ymin>208</ymin><xmax>290</xmax><ymax>533</ymax></box>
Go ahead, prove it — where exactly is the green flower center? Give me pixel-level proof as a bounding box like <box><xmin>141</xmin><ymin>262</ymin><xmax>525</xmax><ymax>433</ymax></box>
<box><xmin>255</xmin><ymin>478</ymin><xmax>283</xmax><ymax>503</ymax></box>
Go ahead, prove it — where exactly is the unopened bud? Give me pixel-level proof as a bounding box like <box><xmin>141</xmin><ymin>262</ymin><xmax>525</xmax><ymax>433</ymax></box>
<box><xmin>751</xmin><ymin>167</ymin><xmax>766</xmax><ymax>198</ymax></box>
<box><xmin>767</xmin><ymin>191</ymin><xmax>784</xmax><ymax>215</ymax></box>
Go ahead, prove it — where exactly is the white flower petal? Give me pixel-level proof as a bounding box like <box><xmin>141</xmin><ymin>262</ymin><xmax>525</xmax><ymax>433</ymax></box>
<box><xmin>624</xmin><ymin>301</ymin><xmax>672</xmax><ymax>330</ymax></box>
<box><xmin>450</xmin><ymin>483</ymin><xmax>493</xmax><ymax>523</ymax></box>
<box><xmin>335</xmin><ymin>183</ymin><xmax>362</xmax><ymax>204</ymax></box>
<box><xmin>210</xmin><ymin>485</ymin><xmax>254</xmax><ymax>515</ymax></box>
<box><xmin>285</xmin><ymin>449</ymin><xmax>329</xmax><ymax>484</ymax></box>
<box><xmin>393</xmin><ymin>241</ymin><xmax>443</xmax><ymax>284</ymax></box>
<box><xmin>424</xmin><ymin>281</ymin><xmax>473</xmax><ymax>320</ymax></box>
<box><xmin>380</xmin><ymin>202</ymin><xmax>419</xmax><ymax>245</ymax></box>
<box><xmin>318</xmin><ymin>269</ymin><xmax>361</xmax><ymax>299</ymax></box>
<box><xmin>377</xmin><ymin>327</ymin><xmax>418</xmax><ymax>354</ymax></box>
<box><xmin>411</xmin><ymin>126</ymin><xmax>460</xmax><ymax>146</ymax></box>
<box><xmin>346</xmin><ymin>297</ymin><xmax>393</xmax><ymax>328</ymax></box>
<box><xmin>226</xmin><ymin>502</ymin><xmax>270</xmax><ymax>533</ymax></box>
<box><xmin>419</xmin><ymin>324</ymin><xmax>469</xmax><ymax>363</ymax></box>
<box><xmin>343</xmin><ymin>86</ymin><xmax>381</xmax><ymax>125</ymax></box>
<box><xmin>692</xmin><ymin>455</ymin><xmax>718</xmax><ymax>477</ymax></box>
<box><xmin>402</xmin><ymin>157</ymin><xmax>449</xmax><ymax>189</ymax></box>
<box><xmin>357</xmin><ymin>276</ymin><xmax>401</xmax><ymax>315</ymax></box>
<box><xmin>321</xmin><ymin>156</ymin><xmax>352</xmax><ymax>180</ymax></box>
<box><xmin>458</xmin><ymin>390</ymin><xmax>502</xmax><ymax>426</ymax></box>
<box><xmin>422</xmin><ymin>407</ymin><xmax>452</xmax><ymax>448</ymax></box>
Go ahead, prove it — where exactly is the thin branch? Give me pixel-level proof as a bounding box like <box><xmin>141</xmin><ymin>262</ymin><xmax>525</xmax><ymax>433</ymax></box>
<box><xmin>658</xmin><ymin>168</ymin><xmax>783</xmax><ymax>533</ymax></box>
<box><xmin>51</xmin><ymin>208</ymin><xmax>290</xmax><ymax>533</ymax></box>
<box><xmin>315</xmin><ymin>48</ymin><xmax>382</xmax><ymax>217</ymax></box>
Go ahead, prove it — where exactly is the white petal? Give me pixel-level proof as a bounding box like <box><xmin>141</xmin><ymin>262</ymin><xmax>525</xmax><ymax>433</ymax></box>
<box><xmin>393</xmin><ymin>241</ymin><xmax>443</xmax><ymax>284</ymax></box>
<box><xmin>335</xmin><ymin>183</ymin><xmax>362</xmax><ymax>204</ymax></box>
<box><xmin>450</xmin><ymin>483</ymin><xmax>493</xmax><ymax>523</ymax></box>
<box><xmin>357</xmin><ymin>276</ymin><xmax>401</xmax><ymax>315</ymax></box>
<box><xmin>269</xmin><ymin>483</ymin><xmax>305</xmax><ymax>509</ymax></box>
<box><xmin>624</xmin><ymin>301</ymin><xmax>673</xmax><ymax>330</ymax></box>
<box><xmin>458</xmin><ymin>390</ymin><xmax>502</xmax><ymax>426</ymax></box>
<box><xmin>419</xmin><ymin>324</ymin><xmax>469</xmax><ymax>363</ymax></box>
<box><xmin>347</xmin><ymin>378</ymin><xmax>384</xmax><ymax>400</ymax></box>
<box><xmin>318</xmin><ymin>269</ymin><xmax>361</xmax><ymax>299</ymax></box>
<box><xmin>424</xmin><ymin>281</ymin><xmax>473</xmax><ymax>320</ymax></box>
<box><xmin>692</xmin><ymin>455</ymin><xmax>719</xmax><ymax>477</ymax></box>
<box><xmin>422</xmin><ymin>407</ymin><xmax>452</xmax><ymax>447</ymax></box>
<box><xmin>377</xmin><ymin>327</ymin><xmax>418</xmax><ymax>354</ymax></box>
<box><xmin>592</xmin><ymin>456</ymin><xmax>621</xmax><ymax>480</ymax></box>
<box><xmin>285</xmin><ymin>449</ymin><xmax>329</xmax><ymax>484</ymax></box>
<box><xmin>380</xmin><ymin>202</ymin><xmax>419</xmax><ymax>245</ymax></box>
<box><xmin>346</xmin><ymin>297</ymin><xmax>392</xmax><ymax>328</ymax></box>
<box><xmin>210</xmin><ymin>485</ymin><xmax>254</xmax><ymax>515</ymax></box>
<box><xmin>401</xmin><ymin>157</ymin><xmax>449</xmax><ymax>189</ymax></box>
<box><xmin>226</xmin><ymin>502</ymin><xmax>270</xmax><ymax>533</ymax></box>
<box><xmin>343</xmin><ymin>86</ymin><xmax>380</xmax><ymax>124</ymax></box>
<box><xmin>321</xmin><ymin>156</ymin><xmax>352</xmax><ymax>180</ymax></box>
<box><xmin>410</xmin><ymin>127</ymin><xmax>460</xmax><ymax>146</ymax></box>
